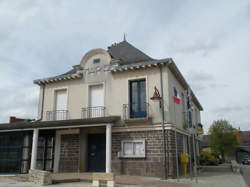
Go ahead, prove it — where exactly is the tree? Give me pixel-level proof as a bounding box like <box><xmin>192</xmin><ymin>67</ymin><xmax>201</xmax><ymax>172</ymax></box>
<box><xmin>208</xmin><ymin>120</ymin><xmax>238</xmax><ymax>162</ymax></box>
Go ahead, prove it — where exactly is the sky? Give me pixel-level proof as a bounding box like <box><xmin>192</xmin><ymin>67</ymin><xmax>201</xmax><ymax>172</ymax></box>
<box><xmin>0</xmin><ymin>0</ymin><xmax>249</xmax><ymax>133</ymax></box>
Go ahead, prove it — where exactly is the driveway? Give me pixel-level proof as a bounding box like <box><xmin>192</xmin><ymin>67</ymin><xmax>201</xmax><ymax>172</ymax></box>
<box><xmin>242</xmin><ymin>165</ymin><xmax>250</xmax><ymax>187</ymax></box>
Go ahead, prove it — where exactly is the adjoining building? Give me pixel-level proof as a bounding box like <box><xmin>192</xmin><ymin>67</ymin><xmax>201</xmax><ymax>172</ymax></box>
<box><xmin>236</xmin><ymin>130</ymin><xmax>250</xmax><ymax>163</ymax></box>
<box><xmin>0</xmin><ymin>40</ymin><xmax>203</xmax><ymax>178</ymax></box>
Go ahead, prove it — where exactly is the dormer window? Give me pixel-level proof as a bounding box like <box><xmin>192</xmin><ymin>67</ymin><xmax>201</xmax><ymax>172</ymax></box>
<box><xmin>93</xmin><ymin>58</ymin><xmax>100</xmax><ymax>64</ymax></box>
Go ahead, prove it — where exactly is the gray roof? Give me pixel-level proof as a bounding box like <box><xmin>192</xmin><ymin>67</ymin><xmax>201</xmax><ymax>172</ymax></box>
<box><xmin>111</xmin><ymin>58</ymin><xmax>172</xmax><ymax>71</ymax></box>
<box><xmin>34</xmin><ymin>68</ymin><xmax>82</xmax><ymax>85</ymax></box>
<box><xmin>0</xmin><ymin>116</ymin><xmax>120</xmax><ymax>131</ymax></box>
<box><xmin>108</xmin><ymin>41</ymin><xmax>153</xmax><ymax>64</ymax></box>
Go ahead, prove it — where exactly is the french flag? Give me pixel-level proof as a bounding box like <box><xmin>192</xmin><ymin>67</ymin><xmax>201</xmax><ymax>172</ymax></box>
<box><xmin>173</xmin><ymin>87</ymin><xmax>181</xmax><ymax>104</ymax></box>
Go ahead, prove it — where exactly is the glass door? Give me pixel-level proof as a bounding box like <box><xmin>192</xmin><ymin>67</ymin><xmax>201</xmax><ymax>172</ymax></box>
<box><xmin>36</xmin><ymin>134</ymin><xmax>54</xmax><ymax>171</ymax></box>
<box><xmin>129</xmin><ymin>79</ymin><xmax>146</xmax><ymax>118</ymax></box>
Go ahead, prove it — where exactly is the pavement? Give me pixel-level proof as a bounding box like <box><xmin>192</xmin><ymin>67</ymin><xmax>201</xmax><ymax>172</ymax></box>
<box><xmin>242</xmin><ymin>165</ymin><xmax>250</xmax><ymax>187</ymax></box>
<box><xmin>0</xmin><ymin>171</ymin><xmax>248</xmax><ymax>187</ymax></box>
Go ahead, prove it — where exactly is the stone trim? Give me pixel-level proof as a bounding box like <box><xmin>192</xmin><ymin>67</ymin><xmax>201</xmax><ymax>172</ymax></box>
<box><xmin>113</xmin><ymin>124</ymin><xmax>191</xmax><ymax>136</ymax></box>
<box><xmin>29</xmin><ymin>169</ymin><xmax>52</xmax><ymax>185</ymax></box>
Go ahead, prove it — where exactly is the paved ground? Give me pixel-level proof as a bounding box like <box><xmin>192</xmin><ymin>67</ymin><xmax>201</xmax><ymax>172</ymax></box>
<box><xmin>0</xmin><ymin>171</ymin><xmax>248</xmax><ymax>187</ymax></box>
<box><xmin>242</xmin><ymin>165</ymin><xmax>250</xmax><ymax>187</ymax></box>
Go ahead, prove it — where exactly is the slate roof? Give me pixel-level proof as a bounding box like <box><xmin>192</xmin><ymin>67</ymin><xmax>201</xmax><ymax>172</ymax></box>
<box><xmin>33</xmin><ymin>68</ymin><xmax>82</xmax><ymax>85</ymax></box>
<box><xmin>108</xmin><ymin>41</ymin><xmax>153</xmax><ymax>64</ymax></box>
<box><xmin>111</xmin><ymin>58</ymin><xmax>172</xmax><ymax>71</ymax></box>
<box><xmin>0</xmin><ymin>116</ymin><xmax>120</xmax><ymax>131</ymax></box>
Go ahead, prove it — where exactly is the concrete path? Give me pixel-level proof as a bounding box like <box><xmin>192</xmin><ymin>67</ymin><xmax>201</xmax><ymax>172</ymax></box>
<box><xmin>0</xmin><ymin>171</ymin><xmax>247</xmax><ymax>187</ymax></box>
<box><xmin>167</xmin><ymin>171</ymin><xmax>248</xmax><ymax>187</ymax></box>
<box><xmin>0</xmin><ymin>178</ymin><xmax>93</xmax><ymax>187</ymax></box>
<box><xmin>242</xmin><ymin>165</ymin><xmax>250</xmax><ymax>187</ymax></box>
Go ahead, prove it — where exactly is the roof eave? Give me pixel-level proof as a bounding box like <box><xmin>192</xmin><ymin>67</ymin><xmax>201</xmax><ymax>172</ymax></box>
<box><xmin>167</xmin><ymin>60</ymin><xmax>203</xmax><ymax>111</ymax></box>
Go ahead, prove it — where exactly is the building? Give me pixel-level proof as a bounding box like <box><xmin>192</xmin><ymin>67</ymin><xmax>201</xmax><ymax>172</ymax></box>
<box><xmin>236</xmin><ymin>130</ymin><xmax>250</xmax><ymax>163</ymax></box>
<box><xmin>0</xmin><ymin>40</ymin><xmax>203</xmax><ymax>178</ymax></box>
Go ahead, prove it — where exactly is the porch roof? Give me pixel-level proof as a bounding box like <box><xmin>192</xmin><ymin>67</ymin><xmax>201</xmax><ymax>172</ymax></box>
<box><xmin>0</xmin><ymin>116</ymin><xmax>120</xmax><ymax>131</ymax></box>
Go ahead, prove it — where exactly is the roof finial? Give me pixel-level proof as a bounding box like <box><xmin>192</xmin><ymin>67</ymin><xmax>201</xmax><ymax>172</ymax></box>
<box><xmin>123</xmin><ymin>33</ymin><xmax>127</xmax><ymax>41</ymax></box>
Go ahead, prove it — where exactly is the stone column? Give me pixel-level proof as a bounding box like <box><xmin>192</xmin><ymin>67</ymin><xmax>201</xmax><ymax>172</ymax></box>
<box><xmin>106</xmin><ymin>124</ymin><xmax>112</xmax><ymax>173</ymax></box>
<box><xmin>31</xmin><ymin>129</ymin><xmax>39</xmax><ymax>170</ymax></box>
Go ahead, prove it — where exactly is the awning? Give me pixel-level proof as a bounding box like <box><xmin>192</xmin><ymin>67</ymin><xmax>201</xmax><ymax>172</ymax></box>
<box><xmin>0</xmin><ymin>116</ymin><xmax>120</xmax><ymax>132</ymax></box>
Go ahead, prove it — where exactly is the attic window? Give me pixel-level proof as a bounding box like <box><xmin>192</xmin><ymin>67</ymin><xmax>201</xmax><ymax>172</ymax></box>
<box><xmin>93</xmin><ymin>58</ymin><xmax>100</xmax><ymax>64</ymax></box>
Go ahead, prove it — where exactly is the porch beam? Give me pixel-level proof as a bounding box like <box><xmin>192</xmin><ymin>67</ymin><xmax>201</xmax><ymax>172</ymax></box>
<box><xmin>30</xmin><ymin>129</ymin><xmax>39</xmax><ymax>170</ymax></box>
<box><xmin>106</xmin><ymin>123</ymin><xmax>112</xmax><ymax>173</ymax></box>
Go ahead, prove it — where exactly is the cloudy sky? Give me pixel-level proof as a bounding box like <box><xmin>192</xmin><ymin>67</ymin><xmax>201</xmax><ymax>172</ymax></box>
<box><xmin>0</xmin><ymin>0</ymin><xmax>249</xmax><ymax>132</ymax></box>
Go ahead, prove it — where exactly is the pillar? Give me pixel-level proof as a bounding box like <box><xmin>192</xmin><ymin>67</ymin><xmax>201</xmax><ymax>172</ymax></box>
<box><xmin>30</xmin><ymin>129</ymin><xmax>39</xmax><ymax>170</ymax></box>
<box><xmin>106</xmin><ymin>123</ymin><xmax>112</xmax><ymax>173</ymax></box>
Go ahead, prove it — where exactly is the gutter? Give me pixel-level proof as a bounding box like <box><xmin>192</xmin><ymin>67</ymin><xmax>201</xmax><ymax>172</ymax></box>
<box><xmin>37</xmin><ymin>84</ymin><xmax>45</xmax><ymax>121</ymax></box>
<box><xmin>159</xmin><ymin>65</ymin><xmax>168</xmax><ymax>179</ymax></box>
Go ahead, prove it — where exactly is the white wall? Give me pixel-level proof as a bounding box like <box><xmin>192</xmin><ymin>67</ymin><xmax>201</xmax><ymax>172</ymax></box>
<box><xmin>40</xmin><ymin>48</ymin><xmax>201</xmax><ymax>129</ymax></box>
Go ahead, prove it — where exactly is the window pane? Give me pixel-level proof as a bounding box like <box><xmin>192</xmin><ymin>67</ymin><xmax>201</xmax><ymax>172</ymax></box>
<box><xmin>36</xmin><ymin>161</ymin><xmax>43</xmax><ymax>170</ymax></box>
<box><xmin>123</xmin><ymin>142</ymin><xmax>133</xmax><ymax>156</ymax></box>
<box><xmin>134</xmin><ymin>142</ymin><xmax>143</xmax><ymax>155</ymax></box>
<box><xmin>131</xmin><ymin>82</ymin><xmax>138</xmax><ymax>113</ymax></box>
<box><xmin>46</xmin><ymin>148</ymin><xmax>53</xmax><ymax>159</ymax></box>
<box><xmin>139</xmin><ymin>81</ymin><xmax>146</xmax><ymax>112</ymax></box>
<box><xmin>45</xmin><ymin>160</ymin><xmax>52</xmax><ymax>171</ymax></box>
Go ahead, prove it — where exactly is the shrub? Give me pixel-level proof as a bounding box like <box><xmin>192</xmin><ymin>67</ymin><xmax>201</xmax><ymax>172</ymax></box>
<box><xmin>199</xmin><ymin>151</ymin><xmax>218</xmax><ymax>165</ymax></box>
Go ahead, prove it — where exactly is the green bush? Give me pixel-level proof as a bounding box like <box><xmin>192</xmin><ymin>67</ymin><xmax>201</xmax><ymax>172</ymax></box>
<box><xmin>199</xmin><ymin>151</ymin><xmax>218</xmax><ymax>165</ymax></box>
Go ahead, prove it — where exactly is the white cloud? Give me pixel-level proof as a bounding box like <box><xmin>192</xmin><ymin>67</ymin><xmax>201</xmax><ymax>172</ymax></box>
<box><xmin>0</xmin><ymin>0</ymin><xmax>249</xmax><ymax>132</ymax></box>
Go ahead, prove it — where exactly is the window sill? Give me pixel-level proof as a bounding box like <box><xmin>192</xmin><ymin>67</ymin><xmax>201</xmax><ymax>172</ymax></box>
<box><xmin>120</xmin><ymin>155</ymin><xmax>146</xmax><ymax>158</ymax></box>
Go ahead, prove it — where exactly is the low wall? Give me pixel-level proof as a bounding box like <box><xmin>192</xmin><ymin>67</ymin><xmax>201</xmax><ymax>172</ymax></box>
<box><xmin>29</xmin><ymin>169</ymin><xmax>52</xmax><ymax>185</ymax></box>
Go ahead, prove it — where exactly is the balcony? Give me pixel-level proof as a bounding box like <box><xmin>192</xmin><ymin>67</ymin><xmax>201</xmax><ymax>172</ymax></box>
<box><xmin>82</xmin><ymin>106</ymin><xmax>106</xmax><ymax>119</ymax></box>
<box><xmin>46</xmin><ymin>110</ymin><xmax>69</xmax><ymax>121</ymax></box>
<box><xmin>123</xmin><ymin>103</ymin><xmax>150</xmax><ymax>122</ymax></box>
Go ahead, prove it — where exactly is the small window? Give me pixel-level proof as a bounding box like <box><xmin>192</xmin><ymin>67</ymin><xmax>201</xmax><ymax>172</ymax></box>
<box><xmin>121</xmin><ymin>140</ymin><xmax>145</xmax><ymax>158</ymax></box>
<box><xmin>93</xmin><ymin>58</ymin><xmax>100</xmax><ymax>64</ymax></box>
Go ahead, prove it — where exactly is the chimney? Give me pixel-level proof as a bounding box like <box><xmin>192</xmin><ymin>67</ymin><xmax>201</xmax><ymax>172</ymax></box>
<box><xmin>9</xmin><ymin>116</ymin><xmax>32</xmax><ymax>123</ymax></box>
<box><xmin>9</xmin><ymin>116</ymin><xmax>17</xmax><ymax>123</ymax></box>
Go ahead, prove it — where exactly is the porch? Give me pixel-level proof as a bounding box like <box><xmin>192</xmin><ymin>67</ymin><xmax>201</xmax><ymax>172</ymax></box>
<box><xmin>0</xmin><ymin>116</ymin><xmax>120</xmax><ymax>175</ymax></box>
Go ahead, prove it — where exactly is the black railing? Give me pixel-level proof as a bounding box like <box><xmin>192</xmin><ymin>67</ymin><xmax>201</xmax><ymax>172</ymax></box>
<box><xmin>123</xmin><ymin>103</ymin><xmax>149</xmax><ymax>120</ymax></box>
<box><xmin>45</xmin><ymin>110</ymin><xmax>69</xmax><ymax>121</ymax></box>
<box><xmin>82</xmin><ymin>106</ymin><xmax>106</xmax><ymax>118</ymax></box>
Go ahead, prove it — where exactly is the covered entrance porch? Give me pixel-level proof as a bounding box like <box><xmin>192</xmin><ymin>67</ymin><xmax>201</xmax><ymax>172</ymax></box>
<box><xmin>31</xmin><ymin>124</ymin><xmax>113</xmax><ymax>173</ymax></box>
<box><xmin>0</xmin><ymin>116</ymin><xmax>120</xmax><ymax>174</ymax></box>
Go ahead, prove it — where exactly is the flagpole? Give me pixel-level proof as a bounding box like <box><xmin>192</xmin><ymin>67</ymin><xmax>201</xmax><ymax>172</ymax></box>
<box><xmin>173</xmin><ymin>101</ymin><xmax>179</xmax><ymax>182</ymax></box>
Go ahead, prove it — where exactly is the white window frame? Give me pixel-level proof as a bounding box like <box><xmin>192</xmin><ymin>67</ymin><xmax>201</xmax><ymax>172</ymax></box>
<box><xmin>121</xmin><ymin>139</ymin><xmax>146</xmax><ymax>158</ymax></box>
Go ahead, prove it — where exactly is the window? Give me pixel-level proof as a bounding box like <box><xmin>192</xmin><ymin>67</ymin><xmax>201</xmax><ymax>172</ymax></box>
<box><xmin>93</xmin><ymin>58</ymin><xmax>100</xmax><ymax>64</ymax></box>
<box><xmin>129</xmin><ymin>79</ymin><xmax>146</xmax><ymax>118</ymax></box>
<box><xmin>121</xmin><ymin>140</ymin><xmax>145</xmax><ymax>158</ymax></box>
<box><xmin>54</xmin><ymin>89</ymin><xmax>67</xmax><ymax>120</ymax></box>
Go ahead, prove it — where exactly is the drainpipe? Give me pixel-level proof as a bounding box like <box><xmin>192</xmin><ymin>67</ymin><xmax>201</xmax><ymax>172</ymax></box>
<box><xmin>159</xmin><ymin>65</ymin><xmax>168</xmax><ymax>179</ymax></box>
<box><xmin>37</xmin><ymin>84</ymin><xmax>45</xmax><ymax>121</ymax></box>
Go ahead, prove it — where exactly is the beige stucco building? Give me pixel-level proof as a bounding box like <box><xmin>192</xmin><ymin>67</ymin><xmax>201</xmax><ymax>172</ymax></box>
<box><xmin>0</xmin><ymin>40</ymin><xmax>203</xmax><ymax>178</ymax></box>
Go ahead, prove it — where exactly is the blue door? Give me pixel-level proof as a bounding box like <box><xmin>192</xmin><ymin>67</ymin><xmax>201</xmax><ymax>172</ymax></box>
<box><xmin>129</xmin><ymin>79</ymin><xmax>147</xmax><ymax>118</ymax></box>
<box><xmin>88</xmin><ymin>134</ymin><xmax>106</xmax><ymax>172</ymax></box>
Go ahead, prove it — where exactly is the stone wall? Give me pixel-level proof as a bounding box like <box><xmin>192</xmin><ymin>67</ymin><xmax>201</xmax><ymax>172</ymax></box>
<box><xmin>59</xmin><ymin>134</ymin><xmax>80</xmax><ymax>172</ymax></box>
<box><xmin>165</xmin><ymin>130</ymin><xmax>185</xmax><ymax>177</ymax></box>
<box><xmin>112</xmin><ymin>130</ymin><xmax>165</xmax><ymax>178</ymax></box>
<box><xmin>29</xmin><ymin>169</ymin><xmax>52</xmax><ymax>185</ymax></box>
<box><xmin>112</xmin><ymin>130</ymin><xmax>186</xmax><ymax>178</ymax></box>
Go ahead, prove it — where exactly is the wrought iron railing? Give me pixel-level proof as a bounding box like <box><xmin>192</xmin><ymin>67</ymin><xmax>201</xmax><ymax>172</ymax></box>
<box><xmin>45</xmin><ymin>110</ymin><xmax>69</xmax><ymax>121</ymax></box>
<box><xmin>82</xmin><ymin>106</ymin><xmax>106</xmax><ymax>118</ymax></box>
<box><xmin>123</xmin><ymin>102</ymin><xmax>149</xmax><ymax>120</ymax></box>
